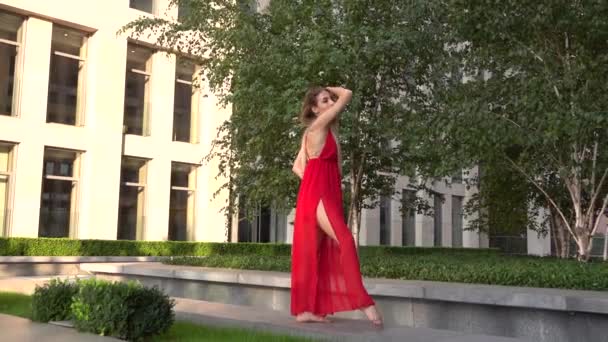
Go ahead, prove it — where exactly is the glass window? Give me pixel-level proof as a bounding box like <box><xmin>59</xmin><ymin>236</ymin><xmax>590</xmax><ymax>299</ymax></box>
<box><xmin>452</xmin><ymin>169</ymin><xmax>463</xmax><ymax>184</ymax></box>
<box><xmin>433</xmin><ymin>194</ymin><xmax>443</xmax><ymax>246</ymax></box>
<box><xmin>117</xmin><ymin>157</ymin><xmax>147</xmax><ymax>240</ymax></box>
<box><xmin>130</xmin><ymin>0</ymin><xmax>154</xmax><ymax>14</ymax></box>
<box><xmin>379</xmin><ymin>195</ymin><xmax>391</xmax><ymax>245</ymax></box>
<box><xmin>173</xmin><ymin>58</ymin><xmax>198</xmax><ymax>143</ymax></box>
<box><xmin>0</xmin><ymin>143</ymin><xmax>14</xmax><ymax>236</ymax></box>
<box><xmin>168</xmin><ymin>162</ymin><xmax>196</xmax><ymax>241</ymax></box>
<box><xmin>452</xmin><ymin>195</ymin><xmax>464</xmax><ymax>247</ymax></box>
<box><xmin>39</xmin><ymin>148</ymin><xmax>80</xmax><ymax>238</ymax></box>
<box><xmin>0</xmin><ymin>11</ymin><xmax>24</xmax><ymax>116</ymax></box>
<box><xmin>124</xmin><ymin>44</ymin><xmax>153</xmax><ymax>136</ymax></box>
<box><xmin>177</xmin><ymin>2</ymin><xmax>191</xmax><ymax>22</ymax></box>
<box><xmin>46</xmin><ymin>25</ymin><xmax>87</xmax><ymax>126</ymax></box>
<box><xmin>401</xmin><ymin>189</ymin><xmax>416</xmax><ymax>246</ymax></box>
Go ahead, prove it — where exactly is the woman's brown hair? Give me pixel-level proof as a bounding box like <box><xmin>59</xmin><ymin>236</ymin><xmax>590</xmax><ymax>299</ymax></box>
<box><xmin>299</xmin><ymin>86</ymin><xmax>327</xmax><ymax>127</ymax></box>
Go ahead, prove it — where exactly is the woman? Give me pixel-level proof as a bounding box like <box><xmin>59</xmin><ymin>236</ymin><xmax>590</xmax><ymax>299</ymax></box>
<box><xmin>290</xmin><ymin>86</ymin><xmax>383</xmax><ymax>326</ymax></box>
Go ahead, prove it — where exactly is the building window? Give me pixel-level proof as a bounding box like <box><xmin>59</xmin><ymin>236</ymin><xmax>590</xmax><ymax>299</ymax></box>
<box><xmin>452</xmin><ymin>195</ymin><xmax>464</xmax><ymax>247</ymax></box>
<box><xmin>130</xmin><ymin>0</ymin><xmax>155</xmax><ymax>14</ymax></box>
<box><xmin>452</xmin><ymin>169</ymin><xmax>463</xmax><ymax>184</ymax></box>
<box><xmin>117</xmin><ymin>157</ymin><xmax>147</xmax><ymax>240</ymax></box>
<box><xmin>379</xmin><ymin>195</ymin><xmax>391</xmax><ymax>245</ymax></box>
<box><xmin>177</xmin><ymin>2</ymin><xmax>191</xmax><ymax>22</ymax></box>
<box><xmin>173</xmin><ymin>58</ymin><xmax>199</xmax><ymax>143</ymax></box>
<box><xmin>401</xmin><ymin>189</ymin><xmax>416</xmax><ymax>246</ymax></box>
<box><xmin>0</xmin><ymin>143</ymin><xmax>15</xmax><ymax>236</ymax></box>
<box><xmin>39</xmin><ymin>148</ymin><xmax>80</xmax><ymax>238</ymax></box>
<box><xmin>168</xmin><ymin>162</ymin><xmax>196</xmax><ymax>241</ymax></box>
<box><xmin>46</xmin><ymin>25</ymin><xmax>87</xmax><ymax>126</ymax></box>
<box><xmin>433</xmin><ymin>193</ymin><xmax>443</xmax><ymax>246</ymax></box>
<box><xmin>124</xmin><ymin>44</ymin><xmax>153</xmax><ymax>136</ymax></box>
<box><xmin>0</xmin><ymin>11</ymin><xmax>24</xmax><ymax>116</ymax></box>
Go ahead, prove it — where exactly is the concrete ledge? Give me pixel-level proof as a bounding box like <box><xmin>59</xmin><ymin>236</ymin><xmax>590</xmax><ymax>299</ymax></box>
<box><xmin>82</xmin><ymin>262</ymin><xmax>608</xmax><ymax>315</ymax></box>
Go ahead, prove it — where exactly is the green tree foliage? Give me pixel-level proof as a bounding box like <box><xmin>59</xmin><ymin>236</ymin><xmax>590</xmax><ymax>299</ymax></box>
<box><xmin>122</xmin><ymin>0</ymin><xmax>442</xmax><ymax>241</ymax></box>
<box><xmin>423</xmin><ymin>1</ymin><xmax>608</xmax><ymax>259</ymax></box>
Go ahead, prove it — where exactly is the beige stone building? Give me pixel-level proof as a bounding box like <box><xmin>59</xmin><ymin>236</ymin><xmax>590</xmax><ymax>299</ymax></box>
<box><xmin>0</xmin><ymin>0</ymin><xmax>229</xmax><ymax>242</ymax></box>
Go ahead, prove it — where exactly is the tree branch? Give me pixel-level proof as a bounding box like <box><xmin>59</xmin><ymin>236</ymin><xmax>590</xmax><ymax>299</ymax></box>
<box><xmin>586</xmin><ymin>167</ymin><xmax>608</xmax><ymax>221</ymax></box>
<box><xmin>591</xmin><ymin>193</ymin><xmax>608</xmax><ymax>236</ymax></box>
<box><xmin>505</xmin><ymin>156</ymin><xmax>575</xmax><ymax>238</ymax></box>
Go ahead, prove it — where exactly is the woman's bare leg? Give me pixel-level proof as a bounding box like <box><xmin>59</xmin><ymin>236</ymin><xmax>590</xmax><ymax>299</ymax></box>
<box><xmin>316</xmin><ymin>200</ymin><xmax>339</xmax><ymax>244</ymax></box>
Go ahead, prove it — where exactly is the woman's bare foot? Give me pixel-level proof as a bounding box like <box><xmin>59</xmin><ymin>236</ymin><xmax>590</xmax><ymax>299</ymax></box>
<box><xmin>295</xmin><ymin>312</ymin><xmax>331</xmax><ymax>323</ymax></box>
<box><xmin>361</xmin><ymin>305</ymin><xmax>383</xmax><ymax>327</ymax></box>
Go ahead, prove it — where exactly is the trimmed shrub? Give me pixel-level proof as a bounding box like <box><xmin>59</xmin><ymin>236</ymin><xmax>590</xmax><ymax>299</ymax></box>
<box><xmin>71</xmin><ymin>278</ymin><xmax>175</xmax><ymax>341</ymax></box>
<box><xmin>166</xmin><ymin>253</ymin><xmax>608</xmax><ymax>291</ymax></box>
<box><xmin>32</xmin><ymin>278</ymin><xmax>78</xmax><ymax>322</ymax></box>
<box><xmin>0</xmin><ymin>237</ymin><xmax>499</xmax><ymax>257</ymax></box>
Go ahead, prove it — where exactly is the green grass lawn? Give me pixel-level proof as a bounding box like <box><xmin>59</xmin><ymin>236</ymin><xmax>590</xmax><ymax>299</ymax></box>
<box><xmin>0</xmin><ymin>292</ymin><xmax>32</xmax><ymax>319</ymax></box>
<box><xmin>151</xmin><ymin>321</ymin><xmax>315</xmax><ymax>342</ymax></box>
<box><xmin>0</xmin><ymin>292</ymin><xmax>314</xmax><ymax>342</ymax></box>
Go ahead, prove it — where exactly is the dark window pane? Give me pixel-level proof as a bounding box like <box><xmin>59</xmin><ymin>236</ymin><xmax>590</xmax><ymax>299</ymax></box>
<box><xmin>38</xmin><ymin>179</ymin><xmax>72</xmax><ymax>237</ymax></box>
<box><xmin>170</xmin><ymin>163</ymin><xmax>191</xmax><ymax>188</ymax></box>
<box><xmin>0</xmin><ymin>44</ymin><xmax>16</xmax><ymax>115</ymax></box>
<box><xmin>434</xmin><ymin>194</ymin><xmax>443</xmax><ymax>246</ymax></box>
<box><xmin>452</xmin><ymin>196</ymin><xmax>463</xmax><ymax>247</ymax></box>
<box><xmin>168</xmin><ymin>190</ymin><xmax>189</xmax><ymax>241</ymax></box>
<box><xmin>401</xmin><ymin>190</ymin><xmax>416</xmax><ymax>246</ymax></box>
<box><xmin>130</xmin><ymin>0</ymin><xmax>154</xmax><ymax>13</ymax></box>
<box><xmin>173</xmin><ymin>82</ymin><xmax>192</xmax><ymax>142</ymax></box>
<box><xmin>379</xmin><ymin>195</ymin><xmax>391</xmax><ymax>245</ymax></box>
<box><xmin>117</xmin><ymin>157</ymin><xmax>146</xmax><ymax>240</ymax></box>
<box><xmin>46</xmin><ymin>26</ymin><xmax>85</xmax><ymax>125</ymax></box>
<box><xmin>124</xmin><ymin>45</ymin><xmax>152</xmax><ymax>136</ymax></box>
<box><xmin>117</xmin><ymin>185</ymin><xmax>141</xmax><ymax>240</ymax></box>
<box><xmin>47</xmin><ymin>54</ymin><xmax>79</xmax><ymax>124</ymax></box>
<box><xmin>0</xmin><ymin>11</ymin><xmax>22</xmax><ymax>41</ymax></box>
<box><xmin>173</xmin><ymin>59</ymin><xmax>195</xmax><ymax>142</ymax></box>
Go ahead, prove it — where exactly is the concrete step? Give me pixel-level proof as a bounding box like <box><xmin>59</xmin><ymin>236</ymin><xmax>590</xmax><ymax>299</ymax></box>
<box><xmin>0</xmin><ymin>275</ymin><xmax>91</xmax><ymax>295</ymax></box>
<box><xmin>173</xmin><ymin>297</ymin><xmax>532</xmax><ymax>342</ymax></box>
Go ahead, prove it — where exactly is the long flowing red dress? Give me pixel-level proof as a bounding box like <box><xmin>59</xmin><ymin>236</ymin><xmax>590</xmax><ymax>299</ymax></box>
<box><xmin>291</xmin><ymin>129</ymin><xmax>375</xmax><ymax>316</ymax></box>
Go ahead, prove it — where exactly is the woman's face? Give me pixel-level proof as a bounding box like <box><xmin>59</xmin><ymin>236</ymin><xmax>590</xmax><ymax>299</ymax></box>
<box><xmin>312</xmin><ymin>90</ymin><xmax>335</xmax><ymax>116</ymax></box>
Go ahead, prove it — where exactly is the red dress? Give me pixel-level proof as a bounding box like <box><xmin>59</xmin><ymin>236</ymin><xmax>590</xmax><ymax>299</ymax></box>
<box><xmin>290</xmin><ymin>129</ymin><xmax>375</xmax><ymax>316</ymax></box>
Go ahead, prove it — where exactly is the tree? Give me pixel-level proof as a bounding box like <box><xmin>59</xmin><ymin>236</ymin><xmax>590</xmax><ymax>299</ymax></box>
<box><xmin>122</xmin><ymin>0</ymin><xmax>442</xmax><ymax>243</ymax></box>
<box><xmin>423</xmin><ymin>0</ymin><xmax>608</xmax><ymax>260</ymax></box>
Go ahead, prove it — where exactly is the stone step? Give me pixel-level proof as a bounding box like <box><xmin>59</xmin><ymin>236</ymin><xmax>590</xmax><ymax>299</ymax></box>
<box><xmin>0</xmin><ymin>275</ymin><xmax>91</xmax><ymax>295</ymax></box>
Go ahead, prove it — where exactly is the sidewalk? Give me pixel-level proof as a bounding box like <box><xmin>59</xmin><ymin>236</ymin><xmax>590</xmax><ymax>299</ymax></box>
<box><xmin>0</xmin><ymin>275</ymin><xmax>532</xmax><ymax>342</ymax></box>
<box><xmin>0</xmin><ymin>314</ymin><xmax>118</xmax><ymax>342</ymax></box>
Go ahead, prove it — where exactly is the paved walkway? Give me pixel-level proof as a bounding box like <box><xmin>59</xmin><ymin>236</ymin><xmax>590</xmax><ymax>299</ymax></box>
<box><xmin>174</xmin><ymin>297</ymin><xmax>531</xmax><ymax>342</ymax></box>
<box><xmin>0</xmin><ymin>314</ymin><xmax>118</xmax><ymax>342</ymax></box>
<box><xmin>0</xmin><ymin>275</ymin><xmax>532</xmax><ymax>342</ymax></box>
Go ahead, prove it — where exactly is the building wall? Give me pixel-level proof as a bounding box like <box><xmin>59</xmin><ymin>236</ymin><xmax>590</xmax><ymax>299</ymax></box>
<box><xmin>0</xmin><ymin>0</ymin><xmax>230</xmax><ymax>241</ymax></box>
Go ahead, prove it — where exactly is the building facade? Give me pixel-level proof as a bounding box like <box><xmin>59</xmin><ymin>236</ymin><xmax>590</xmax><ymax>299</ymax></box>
<box><xmin>0</xmin><ymin>0</ymin><xmax>229</xmax><ymax>242</ymax></box>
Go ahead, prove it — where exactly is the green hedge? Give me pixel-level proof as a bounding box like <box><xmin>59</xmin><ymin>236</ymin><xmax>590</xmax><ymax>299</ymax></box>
<box><xmin>32</xmin><ymin>278</ymin><xmax>78</xmax><ymax>322</ymax></box>
<box><xmin>0</xmin><ymin>237</ymin><xmax>499</xmax><ymax>257</ymax></box>
<box><xmin>166</xmin><ymin>254</ymin><xmax>608</xmax><ymax>291</ymax></box>
<box><xmin>31</xmin><ymin>277</ymin><xmax>174</xmax><ymax>341</ymax></box>
<box><xmin>71</xmin><ymin>278</ymin><xmax>174</xmax><ymax>341</ymax></box>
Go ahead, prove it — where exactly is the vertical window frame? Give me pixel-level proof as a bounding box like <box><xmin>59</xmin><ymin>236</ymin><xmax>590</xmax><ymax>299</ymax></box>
<box><xmin>0</xmin><ymin>10</ymin><xmax>26</xmax><ymax>118</ymax></box>
<box><xmin>168</xmin><ymin>162</ymin><xmax>197</xmax><ymax>241</ymax></box>
<box><xmin>0</xmin><ymin>142</ymin><xmax>16</xmax><ymax>236</ymax></box>
<box><xmin>46</xmin><ymin>24</ymin><xmax>89</xmax><ymax>126</ymax></box>
<box><xmin>38</xmin><ymin>147</ymin><xmax>82</xmax><ymax>239</ymax></box>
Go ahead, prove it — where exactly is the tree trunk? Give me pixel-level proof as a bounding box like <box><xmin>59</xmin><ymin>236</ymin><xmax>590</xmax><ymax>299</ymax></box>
<box><xmin>549</xmin><ymin>207</ymin><xmax>569</xmax><ymax>258</ymax></box>
<box><xmin>574</xmin><ymin>227</ymin><xmax>593</xmax><ymax>262</ymax></box>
